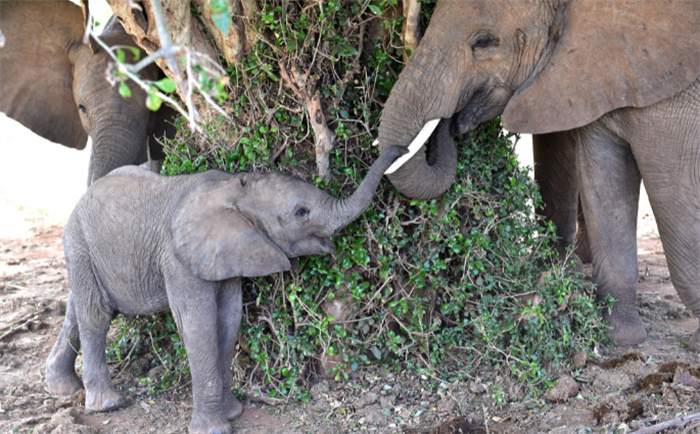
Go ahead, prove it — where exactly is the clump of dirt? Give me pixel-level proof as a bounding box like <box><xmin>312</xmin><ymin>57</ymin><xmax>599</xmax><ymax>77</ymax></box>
<box><xmin>2</xmin><ymin>216</ymin><xmax>700</xmax><ymax>433</ymax></box>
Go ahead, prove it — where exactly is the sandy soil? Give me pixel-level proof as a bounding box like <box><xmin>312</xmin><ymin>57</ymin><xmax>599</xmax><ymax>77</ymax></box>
<box><xmin>1</xmin><ymin>118</ymin><xmax>699</xmax><ymax>433</ymax></box>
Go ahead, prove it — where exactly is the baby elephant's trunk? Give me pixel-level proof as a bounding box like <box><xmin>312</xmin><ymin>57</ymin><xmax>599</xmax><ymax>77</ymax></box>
<box><xmin>326</xmin><ymin>146</ymin><xmax>406</xmax><ymax>233</ymax></box>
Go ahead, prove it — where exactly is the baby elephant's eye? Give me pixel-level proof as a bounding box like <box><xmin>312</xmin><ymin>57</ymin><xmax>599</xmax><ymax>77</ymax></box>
<box><xmin>295</xmin><ymin>207</ymin><xmax>309</xmax><ymax>218</ymax></box>
<box><xmin>78</xmin><ymin>104</ymin><xmax>88</xmax><ymax>114</ymax></box>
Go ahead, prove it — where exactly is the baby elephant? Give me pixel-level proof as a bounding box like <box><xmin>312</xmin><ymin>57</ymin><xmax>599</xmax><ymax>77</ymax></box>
<box><xmin>46</xmin><ymin>147</ymin><xmax>404</xmax><ymax>434</ymax></box>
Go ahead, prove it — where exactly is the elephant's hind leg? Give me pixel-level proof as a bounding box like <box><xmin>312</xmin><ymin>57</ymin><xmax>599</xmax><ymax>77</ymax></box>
<box><xmin>533</xmin><ymin>132</ymin><xmax>581</xmax><ymax>266</ymax></box>
<box><xmin>46</xmin><ymin>293</ymin><xmax>83</xmax><ymax>395</ymax></box>
<box><xmin>63</xmin><ymin>245</ymin><xmax>124</xmax><ymax>411</ymax></box>
<box><xmin>577</xmin><ymin>122</ymin><xmax>646</xmax><ymax>346</ymax></box>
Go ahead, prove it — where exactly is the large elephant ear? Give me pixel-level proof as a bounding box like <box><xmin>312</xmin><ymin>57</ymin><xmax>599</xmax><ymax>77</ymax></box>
<box><xmin>172</xmin><ymin>177</ymin><xmax>292</xmax><ymax>281</ymax></box>
<box><xmin>502</xmin><ymin>0</ymin><xmax>700</xmax><ymax>134</ymax></box>
<box><xmin>0</xmin><ymin>1</ymin><xmax>88</xmax><ymax>149</ymax></box>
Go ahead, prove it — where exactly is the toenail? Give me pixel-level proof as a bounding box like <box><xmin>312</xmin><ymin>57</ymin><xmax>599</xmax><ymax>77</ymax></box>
<box><xmin>106</xmin><ymin>401</ymin><xmax>115</xmax><ymax>408</ymax></box>
<box><xmin>211</xmin><ymin>430</ymin><xmax>222</xmax><ymax>434</ymax></box>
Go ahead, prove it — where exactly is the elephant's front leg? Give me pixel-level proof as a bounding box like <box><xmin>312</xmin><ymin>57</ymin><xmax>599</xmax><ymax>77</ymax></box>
<box><xmin>217</xmin><ymin>279</ymin><xmax>243</xmax><ymax>421</ymax></box>
<box><xmin>576</xmin><ymin>123</ymin><xmax>645</xmax><ymax>346</ymax></box>
<box><xmin>167</xmin><ymin>271</ymin><xmax>230</xmax><ymax>434</ymax></box>
<box><xmin>629</xmin><ymin>92</ymin><xmax>700</xmax><ymax>352</ymax></box>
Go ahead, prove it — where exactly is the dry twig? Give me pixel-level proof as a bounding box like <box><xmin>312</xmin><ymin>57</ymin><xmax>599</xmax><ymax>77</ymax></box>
<box><xmin>631</xmin><ymin>412</ymin><xmax>700</xmax><ymax>433</ymax></box>
<box><xmin>0</xmin><ymin>312</ymin><xmax>43</xmax><ymax>341</ymax></box>
<box><xmin>279</xmin><ymin>59</ymin><xmax>336</xmax><ymax>179</ymax></box>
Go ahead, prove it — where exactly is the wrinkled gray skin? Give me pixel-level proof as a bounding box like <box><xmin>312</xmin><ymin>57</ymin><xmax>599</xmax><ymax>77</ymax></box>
<box><xmin>377</xmin><ymin>0</ymin><xmax>700</xmax><ymax>350</ymax></box>
<box><xmin>0</xmin><ymin>1</ymin><xmax>175</xmax><ymax>185</ymax></box>
<box><xmin>45</xmin><ymin>147</ymin><xmax>405</xmax><ymax>434</ymax></box>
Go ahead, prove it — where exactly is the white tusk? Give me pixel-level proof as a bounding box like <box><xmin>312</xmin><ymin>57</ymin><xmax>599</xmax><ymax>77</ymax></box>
<box><xmin>384</xmin><ymin>119</ymin><xmax>441</xmax><ymax>175</ymax></box>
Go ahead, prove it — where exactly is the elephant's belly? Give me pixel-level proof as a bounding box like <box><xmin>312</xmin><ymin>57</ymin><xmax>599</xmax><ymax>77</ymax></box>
<box><xmin>100</xmin><ymin>271</ymin><xmax>170</xmax><ymax>317</ymax></box>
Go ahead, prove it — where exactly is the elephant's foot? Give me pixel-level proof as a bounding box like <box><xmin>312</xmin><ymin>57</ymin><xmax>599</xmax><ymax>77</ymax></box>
<box><xmin>188</xmin><ymin>412</ymin><xmax>231</xmax><ymax>434</ymax></box>
<box><xmin>689</xmin><ymin>327</ymin><xmax>700</xmax><ymax>353</ymax></box>
<box><xmin>85</xmin><ymin>386</ymin><xmax>126</xmax><ymax>412</ymax></box>
<box><xmin>605</xmin><ymin>308</ymin><xmax>647</xmax><ymax>346</ymax></box>
<box><xmin>223</xmin><ymin>394</ymin><xmax>243</xmax><ymax>420</ymax></box>
<box><xmin>46</xmin><ymin>370</ymin><xmax>83</xmax><ymax>396</ymax></box>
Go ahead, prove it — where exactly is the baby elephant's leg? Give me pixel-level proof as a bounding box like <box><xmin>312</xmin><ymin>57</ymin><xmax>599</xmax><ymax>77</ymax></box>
<box><xmin>217</xmin><ymin>279</ymin><xmax>243</xmax><ymax>420</ymax></box>
<box><xmin>167</xmin><ymin>270</ymin><xmax>230</xmax><ymax>434</ymax></box>
<box><xmin>74</xmin><ymin>249</ymin><xmax>122</xmax><ymax>410</ymax></box>
<box><xmin>50</xmin><ymin>244</ymin><xmax>124</xmax><ymax>411</ymax></box>
<box><xmin>46</xmin><ymin>293</ymin><xmax>83</xmax><ymax>395</ymax></box>
<box><xmin>79</xmin><ymin>308</ymin><xmax>123</xmax><ymax>411</ymax></box>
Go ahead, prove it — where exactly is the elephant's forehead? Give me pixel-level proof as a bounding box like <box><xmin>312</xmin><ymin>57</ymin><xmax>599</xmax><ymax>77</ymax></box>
<box><xmin>437</xmin><ymin>0</ymin><xmax>542</xmax><ymax>26</ymax></box>
<box><xmin>257</xmin><ymin>173</ymin><xmax>320</xmax><ymax>198</ymax></box>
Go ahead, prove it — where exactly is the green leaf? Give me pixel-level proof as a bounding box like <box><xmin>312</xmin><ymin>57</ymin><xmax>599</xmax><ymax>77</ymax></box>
<box><xmin>146</xmin><ymin>93</ymin><xmax>162</xmax><ymax>111</ymax></box>
<box><xmin>210</xmin><ymin>0</ymin><xmax>231</xmax><ymax>35</ymax></box>
<box><xmin>210</xmin><ymin>0</ymin><xmax>228</xmax><ymax>12</ymax></box>
<box><xmin>126</xmin><ymin>46</ymin><xmax>141</xmax><ymax>61</ymax></box>
<box><xmin>154</xmin><ymin>78</ymin><xmax>176</xmax><ymax>93</ymax></box>
<box><xmin>368</xmin><ymin>4</ymin><xmax>382</xmax><ymax>15</ymax></box>
<box><xmin>116</xmin><ymin>48</ymin><xmax>125</xmax><ymax>64</ymax></box>
<box><xmin>118</xmin><ymin>82</ymin><xmax>131</xmax><ymax>98</ymax></box>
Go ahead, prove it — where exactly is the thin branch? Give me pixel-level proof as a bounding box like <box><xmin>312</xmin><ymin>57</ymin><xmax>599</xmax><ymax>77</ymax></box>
<box><xmin>0</xmin><ymin>312</ymin><xmax>42</xmax><ymax>341</ymax></box>
<box><xmin>631</xmin><ymin>412</ymin><xmax>700</xmax><ymax>434</ymax></box>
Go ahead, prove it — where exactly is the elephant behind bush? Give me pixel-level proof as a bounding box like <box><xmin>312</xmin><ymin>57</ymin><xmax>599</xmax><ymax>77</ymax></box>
<box><xmin>0</xmin><ymin>0</ymin><xmax>176</xmax><ymax>185</ymax></box>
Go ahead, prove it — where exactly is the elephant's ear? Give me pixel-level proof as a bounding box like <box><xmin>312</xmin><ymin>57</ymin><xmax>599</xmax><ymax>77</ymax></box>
<box><xmin>502</xmin><ymin>0</ymin><xmax>700</xmax><ymax>134</ymax></box>
<box><xmin>0</xmin><ymin>1</ymin><xmax>88</xmax><ymax>149</ymax></box>
<box><xmin>172</xmin><ymin>178</ymin><xmax>292</xmax><ymax>281</ymax></box>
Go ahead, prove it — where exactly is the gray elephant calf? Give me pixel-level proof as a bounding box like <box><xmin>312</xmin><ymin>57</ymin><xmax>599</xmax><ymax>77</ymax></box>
<box><xmin>45</xmin><ymin>147</ymin><xmax>403</xmax><ymax>434</ymax></box>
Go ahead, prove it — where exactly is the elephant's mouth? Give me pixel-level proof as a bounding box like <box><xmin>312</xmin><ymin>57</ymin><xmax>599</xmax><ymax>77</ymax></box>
<box><xmin>383</xmin><ymin>92</ymin><xmax>502</xmax><ymax>175</ymax></box>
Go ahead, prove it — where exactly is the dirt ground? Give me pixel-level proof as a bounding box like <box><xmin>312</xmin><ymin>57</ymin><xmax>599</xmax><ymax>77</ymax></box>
<box><xmin>1</xmin><ymin>193</ymin><xmax>699</xmax><ymax>434</ymax></box>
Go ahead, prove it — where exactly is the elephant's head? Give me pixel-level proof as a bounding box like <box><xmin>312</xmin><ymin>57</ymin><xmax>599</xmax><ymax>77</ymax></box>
<box><xmin>171</xmin><ymin>147</ymin><xmax>406</xmax><ymax>280</ymax></box>
<box><xmin>0</xmin><ymin>1</ymin><xmax>176</xmax><ymax>185</ymax></box>
<box><xmin>377</xmin><ymin>0</ymin><xmax>700</xmax><ymax>200</ymax></box>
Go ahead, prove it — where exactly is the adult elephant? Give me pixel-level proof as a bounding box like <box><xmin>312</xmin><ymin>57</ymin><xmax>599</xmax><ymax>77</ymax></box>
<box><xmin>0</xmin><ymin>0</ymin><xmax>176</xmax><ymax>185</ymax></box>
<box><xmin>376</xmin><ymin>0</ymin><xmax>700</xmax><ymax>350</ymax></box>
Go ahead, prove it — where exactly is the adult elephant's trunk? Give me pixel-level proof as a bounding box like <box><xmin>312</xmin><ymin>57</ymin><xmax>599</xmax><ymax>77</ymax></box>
<box><xmin>376</xmin><ymin>27</ymin><xmax>463</xmax><ymax>200</ymax></box>
<box><xmin>88</xmin><ymin>117</ymin><xmax>149</xmax><ymax>185</ymax></box>
<box><xmin>325</xmin><ymin>146</ymin><xmax>406</xmax><ymax>233</ymax></box>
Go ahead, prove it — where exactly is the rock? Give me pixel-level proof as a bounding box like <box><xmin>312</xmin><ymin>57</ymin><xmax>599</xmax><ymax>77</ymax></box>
<box><xmin>544</xmin><ymin>375</ymin><xmax>579</xmax><ymax>403</ymax></box>
<box><xmin>469</xmin><ymin>378</ymin><xmax>486</xmax><ymax>394</ymax></box>
<box><xmin>592</xmin><ymin>369</ymin><xmax>634</xmax><ymax>394</ymax></box>
<box><xmin>572</xmin><ymin>351</ymin><xmax>587</xmax><ymax>369</ymax></box>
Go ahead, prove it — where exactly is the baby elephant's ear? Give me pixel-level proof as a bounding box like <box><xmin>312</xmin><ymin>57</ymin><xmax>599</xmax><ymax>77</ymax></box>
<box><xmin>172</xmin><ymin>179</ymin><xmax>291</xmax><ymax>281</ymax></box>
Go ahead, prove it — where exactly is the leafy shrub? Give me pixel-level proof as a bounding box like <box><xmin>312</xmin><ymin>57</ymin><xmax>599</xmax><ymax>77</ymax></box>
<box><xmin>108</xmin><ymin>0</ymin><xmax>607</xmax><ymax>402</ymax></box>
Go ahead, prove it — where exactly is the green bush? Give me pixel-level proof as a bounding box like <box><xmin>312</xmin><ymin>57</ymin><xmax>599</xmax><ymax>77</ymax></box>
<box><xmin>108</xmin><ymin>0</ymin><xmax>607</xmax><ymax>402</ymax></box>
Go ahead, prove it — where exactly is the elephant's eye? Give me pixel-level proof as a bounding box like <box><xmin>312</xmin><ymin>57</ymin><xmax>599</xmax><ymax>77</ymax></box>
<box><xmin>471</xmin><ymin>34</ymin><xmax>499</xmax><ymax>51</ymax></box>
<box><xmin>78</xmin><ymin>104</ymin><xmax>88</xmax><ymax>114</ymax></box>
<box><xmin>295</xmin><ymin>207</ymin><xmax>309</xmax><ymax>218</ymax></box>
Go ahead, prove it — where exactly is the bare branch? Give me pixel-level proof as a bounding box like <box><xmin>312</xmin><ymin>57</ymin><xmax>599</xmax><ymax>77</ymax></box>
<box><xmin>402</xmin><ymin>0</ymin><xmax>423</xmax><ymax>58</ymax></box>
<box><xmin>631</xmin><ymin>412</ymin><xmax>700</xmax><ymax>434</ymax></box>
